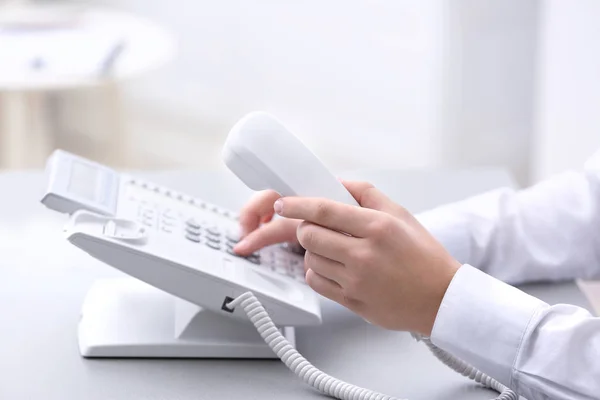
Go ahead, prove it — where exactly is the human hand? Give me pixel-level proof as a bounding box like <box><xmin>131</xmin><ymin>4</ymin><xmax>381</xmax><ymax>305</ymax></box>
<box><xmin>232</xmin><ymin>180</ymin><xmax>392</xmax><ymax>255</ymax></box>
<box><xmin>274</xmin><ymin>181</ymin><xmax>461</xmax><ymax>336</ymax></box>
<box><xmin>233</xmin><ymin>190</ymin><xmax>301</xmax><ymax>256</ymax></box>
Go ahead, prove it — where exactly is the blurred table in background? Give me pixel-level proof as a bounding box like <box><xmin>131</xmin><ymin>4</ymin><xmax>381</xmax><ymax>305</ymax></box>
<box><xmin>0</xmin><ymin>3</ymin><xmax>175</xmax><ymax>169</ymax></box>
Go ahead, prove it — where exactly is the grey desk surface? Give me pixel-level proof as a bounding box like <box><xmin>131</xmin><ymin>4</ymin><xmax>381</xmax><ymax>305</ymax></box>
<box><xmin>0</xmin><ymin>168</ymin><xmax>593</xmax><ymax>400</ymax></box>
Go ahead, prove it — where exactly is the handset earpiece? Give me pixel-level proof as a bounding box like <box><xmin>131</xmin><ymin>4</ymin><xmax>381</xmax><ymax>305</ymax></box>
<box><xmin>222</xmin><ymin>111</ymin><xmax>357</xmax><ymax>205</ymax></box>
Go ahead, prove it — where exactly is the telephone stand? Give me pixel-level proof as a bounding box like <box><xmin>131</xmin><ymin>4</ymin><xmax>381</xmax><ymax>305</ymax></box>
<box><xmin>78</xmin><ymin>278</ymin><xmax>295</xmax><ymax>358</ymax></box>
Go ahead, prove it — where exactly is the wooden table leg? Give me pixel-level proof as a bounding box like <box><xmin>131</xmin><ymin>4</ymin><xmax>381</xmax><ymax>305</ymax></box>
<box><xmin>0</xmin><ymin>91</ymin><xmax>29</xmax><ymax>169</ymax></box>
<box><xmin>0</xmin><ymin>90</ymin><xmax>55</xmax><ymax>169</ymax></box>
<box><xmin>104</xmin><ymin>81</ymin><xmax>128</xmax><ymax>167</ymax></box>
<box><xmin>30</xmin><ymin>91</ymin><xmax>55</xmax><ymax>166</ymax></box>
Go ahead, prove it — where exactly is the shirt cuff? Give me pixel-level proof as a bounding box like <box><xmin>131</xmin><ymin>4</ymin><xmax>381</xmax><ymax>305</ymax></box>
<box><xmin>430</xmin><ymin>264</ymin><xmax>547</xmax><ymax>387</ymax></box>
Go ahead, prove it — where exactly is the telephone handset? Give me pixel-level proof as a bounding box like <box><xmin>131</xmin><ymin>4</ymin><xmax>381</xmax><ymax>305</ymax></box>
<box><xmin>41</xmin><ymin>112</ymin><xmax>517</xmax><ymax>400</ymax></box>
<box><xmin>223</xmin><ymin>111</ymin><xmax>359</xmax><ymax>206</ymax></box>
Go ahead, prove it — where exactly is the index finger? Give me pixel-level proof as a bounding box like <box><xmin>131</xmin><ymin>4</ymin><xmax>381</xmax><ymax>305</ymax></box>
<box><xmin>275</xmin><ymin>197</ymin><xmax>377</xmax><ymax>237</ymax></box>
<box><xmin>238</xmin><ymin>190</ymin><xmax>282</xmax><ymax>237</ymax></box>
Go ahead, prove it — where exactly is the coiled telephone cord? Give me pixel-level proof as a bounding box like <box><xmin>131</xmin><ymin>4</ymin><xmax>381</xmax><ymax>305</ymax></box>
<box><xmin>227</xmin><ymin>292</ymin><xmax>518</xmax><ymax>400</ymax></box>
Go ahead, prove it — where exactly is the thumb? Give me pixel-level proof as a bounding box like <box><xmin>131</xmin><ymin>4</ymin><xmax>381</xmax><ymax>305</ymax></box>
<box><xmin>341</xmin><ymin>179</ymin><xmax>406</xmax><ymax>218</ymax></box>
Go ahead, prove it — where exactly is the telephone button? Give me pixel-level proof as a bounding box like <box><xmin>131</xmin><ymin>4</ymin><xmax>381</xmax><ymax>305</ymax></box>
<box><xmin>206</xmin><ymin>241</ymin><xmax>220</xmax><ymax>250</ymax></box>
<box><xmin>289</xmin><ymin>258</ymin><xmax>302</xmax><ymax>268</ymax></box>
<box><xmin>186</xmin><ymin>226</ymin><xmax>200</xmax><ymax>235</ymax></box>
<box><xmin>142</xmin><ymin>219</ymin><xmax>153</xmax><ymax>227</ymax></box>
<box><xmin>162</xmin><ymin>209</ymin><xmax>175</xmax><ymax>219</ymax></box>
<box><xmin>206</xmin><ymin>227</ymin><xmax>221</xmax><ymax>236</ymax></box>
<box><xmin>207</xmin><ymin>234</ymin><xmax>221</xmax><ymax>243</ymax></box>
<box><xmin>142</xmin><ymin>210</ymin><xmax>155</xmax><ymax>219</ymax></box>
<box><xmin>186</xmin><ymin>219</ymin><xmax>201</xmax><ymax>229</ymax></box>
<box><xmin>206</xmin><ymin>236</ymin><xmax>221</xmax><ymax>245</ymax></box>
<box><xmin>161</xmin><ymin>219</ymin><xmax>175</xmax><ymax>227</ymax></box>
<box><xmin>225</xmin><ymin>232</ymin><xmax>240</xmax><ymax>243</ymax></box>
<box><xmin>247</xmin><ymin>255</ymin><xmax>261</xmax><ymax>265</ymax></box>
<box><xmin>274</xmin><ymin>265</ymin><xmax>287</xmax><ymax>275</ymax></box>
<box><xmin>185</xmin><ymin>233</ymin><xmax>200</xmax><ymax>243</ymax></box>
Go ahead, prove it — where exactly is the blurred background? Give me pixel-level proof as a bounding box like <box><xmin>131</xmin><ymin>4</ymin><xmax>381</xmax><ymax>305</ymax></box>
<box><xmin>0</xmin><ymin>0</ymin><xmax>599</xmax><ymax>187</ymax></box>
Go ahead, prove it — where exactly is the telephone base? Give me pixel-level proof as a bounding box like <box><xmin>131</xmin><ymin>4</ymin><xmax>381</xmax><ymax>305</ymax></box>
<box><xmin>78</xmin><ymin>278</ymin><xmax>295</xmax><ymax>358</ymax></box>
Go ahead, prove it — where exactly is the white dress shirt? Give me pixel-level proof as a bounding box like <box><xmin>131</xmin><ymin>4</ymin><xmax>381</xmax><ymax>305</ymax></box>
<box><xmin>417</xmin><ymin>152</ymin><xmax>600</xmax><ymax>400</ymax></box>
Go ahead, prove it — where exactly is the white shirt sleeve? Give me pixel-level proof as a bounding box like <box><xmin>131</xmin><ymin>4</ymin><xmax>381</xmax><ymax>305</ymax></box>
<box><xmin>431</xmin><ymin>265</ymin><xmax>600</xmax><ymax>400</ymax></box>
<box><xmin>416</xmin><ymin>154</ymin><xmax>600</xmax><ymax>399</ymax></box>
<box><xmin>417</xmin><ymin>165</ymin><xmax>600</xmax><ymax>284</ymax></box>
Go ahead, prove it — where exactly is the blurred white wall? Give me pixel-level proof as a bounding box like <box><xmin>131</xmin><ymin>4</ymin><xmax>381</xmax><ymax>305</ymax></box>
<box><xmin>440</xmin><ymin>1</ymin><xmax>539</xmax><ymax>185</ymax></box>
<box><xmin>88</xmin><ymin>0</ymin><xmax>540</xmax><ymax>182</ymax></box>
<box><xmin>98</xmin><ymin>0</ymin><xmax>446</xmax><ymax>171</ymax></box>
<box><xmin>532</xmin><ymin>0</ymin><xmax>600</xmax><ymax>182</ymax></box>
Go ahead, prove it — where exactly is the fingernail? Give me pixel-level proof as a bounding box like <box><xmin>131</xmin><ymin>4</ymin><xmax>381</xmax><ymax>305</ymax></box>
<box><xmin>233</xmin><ymin>239</ymin><xmax>247</xmax><ymax>253</ymax></box>
<box><xmin>274</xmin><ymin>199</ymin><xmax>283</xmax><ymax>215</ymax></box>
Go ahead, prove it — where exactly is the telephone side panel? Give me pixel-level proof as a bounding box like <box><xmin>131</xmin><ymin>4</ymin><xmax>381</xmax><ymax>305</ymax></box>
<box><xmin>66</xmin><ymin>213</ymin><xmax>321</xmax><ymax>326</ymax></box>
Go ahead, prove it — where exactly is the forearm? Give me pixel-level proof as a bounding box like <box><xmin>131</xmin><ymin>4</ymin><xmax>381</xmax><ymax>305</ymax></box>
<box><xmin>417</xmin><ymin>170</ymin><xmax>600</xmax><ymax>284</ymax></box>
<box><xmin>431</xmin><ymin>265</ymin><xmax>600</xmax><ymax>400</ymax></box>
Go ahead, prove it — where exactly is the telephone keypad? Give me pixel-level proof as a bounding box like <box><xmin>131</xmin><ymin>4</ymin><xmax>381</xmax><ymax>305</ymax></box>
<box><xmin>129</xmin><ymin>179</ymin><xmax>305</xmax><ymax>283</ymax></box>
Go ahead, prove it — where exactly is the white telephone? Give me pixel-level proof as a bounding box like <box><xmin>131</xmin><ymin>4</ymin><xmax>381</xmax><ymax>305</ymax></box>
<box><xmin>42</xmin><ymin>112</ymin><xmax>517</xmax><ymax>400</ymax></box>
<box><xmin>41</xmin><ymin>148</ymin><xmax>320</xmax><ymax>357</ymax></box>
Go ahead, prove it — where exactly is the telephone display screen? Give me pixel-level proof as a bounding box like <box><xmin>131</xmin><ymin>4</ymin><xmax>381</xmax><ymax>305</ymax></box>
<box><xmin>68</xmin><ymin>161</ymin><xmax>100</xmax><ymax>201</ymax></box>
